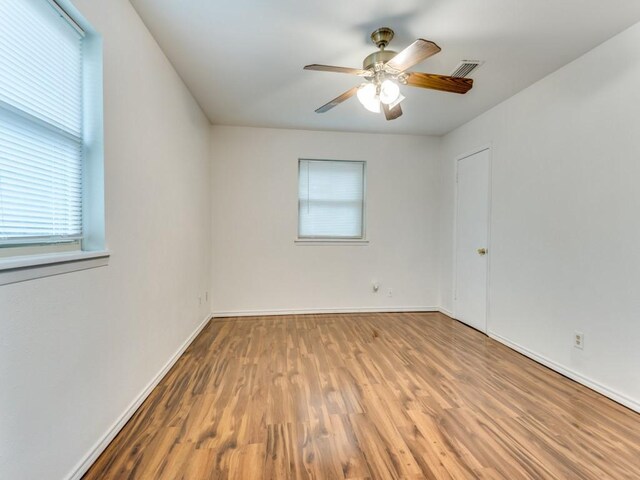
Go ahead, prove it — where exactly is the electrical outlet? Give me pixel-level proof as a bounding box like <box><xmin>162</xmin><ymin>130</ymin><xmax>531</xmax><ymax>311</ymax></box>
<box><xmin>387</xmin><ymin>288</ymin><xmax>393</xmax><ymax>297</ymax></box>
<box><xmin>574</xmin><ymin>332</ymin><xmax>584</xmax><ymax>350</ymax></box>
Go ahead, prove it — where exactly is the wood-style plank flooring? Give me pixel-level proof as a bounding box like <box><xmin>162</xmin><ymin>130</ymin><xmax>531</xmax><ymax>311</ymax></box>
<box><xmin>83</xmin><ymin>313</ymin><xmax>640</xmax><ymax>479</ymax></box>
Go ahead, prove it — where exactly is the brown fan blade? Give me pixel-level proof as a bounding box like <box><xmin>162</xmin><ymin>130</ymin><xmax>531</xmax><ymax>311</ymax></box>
<box><xmin>304</xmin><ymin>64</ymin><xmax>372</xmax><ymax>77</ymax></box>
<box><xmin>315</xmin><ymin>86</ymin><xmax>359</xmax><ymax>113</ymax></box>
<box><xmin>384</xmin><ymin>39</ymin><xmax>441</xmax><ymax>73</ymax></box>
<box><xmin>405</xmin><ymin>72</ymin><xmax>473</xmax><ymax>94</ymax></box>
<box><xmin>382</xmin><ymin>102</ymin><xmax>403</xmax><ymax>121</ymax></box>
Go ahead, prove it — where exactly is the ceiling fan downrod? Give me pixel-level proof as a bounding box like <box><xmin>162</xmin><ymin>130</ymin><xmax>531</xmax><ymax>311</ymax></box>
<box><xmin>363</xmin><ymin>28</ymin><xmax>398</xmax><ymax>71</ymax></box>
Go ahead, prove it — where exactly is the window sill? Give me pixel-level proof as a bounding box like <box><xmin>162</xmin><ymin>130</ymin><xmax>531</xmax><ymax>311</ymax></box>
<box><xmin>294</xmin><ymin>239</ymin><xmax>369</xmax><ymax>246</ymax></box>
<box><xmin>0</xmin><ymin>250</ymin><xmax>110</xmax><ymax>286</ymax></box>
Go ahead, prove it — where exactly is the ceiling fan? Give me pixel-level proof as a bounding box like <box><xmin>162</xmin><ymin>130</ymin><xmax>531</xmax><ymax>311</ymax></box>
<box><xmin>304</xmin><ymin>27</ymin><xmax>474</xmax><ymax>121</ymax></box>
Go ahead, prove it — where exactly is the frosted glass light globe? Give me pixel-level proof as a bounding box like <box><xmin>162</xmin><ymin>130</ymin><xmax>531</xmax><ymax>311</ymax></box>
<box><xmin>357</xmin><ymin>83</ymin><xmax>380</xmax><ymax>113</ymax></box>
<box><xmin>379</xmin><ymin>80</ymin><xmax>400</xmax><ymax>105</ymax></box>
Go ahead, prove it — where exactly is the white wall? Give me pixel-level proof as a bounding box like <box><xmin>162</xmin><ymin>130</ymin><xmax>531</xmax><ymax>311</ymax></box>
<box><xmin>0</xmin><ymin>1</ymin><xmax>211</xmax><ymax>479</ymax></box>
<box><xmin>440</xmin><ymin>22</ymin><xmax>640</xmax><ymax>411</ymax></box>
<box><xmin>211</xmin><ymin>126</ymin><xmax>441</xmax><ymax>315</ymax></box>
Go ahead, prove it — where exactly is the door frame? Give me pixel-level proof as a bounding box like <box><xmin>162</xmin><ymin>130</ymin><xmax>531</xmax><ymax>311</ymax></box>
<box><xmin>452</xmin><ymin>144</ymin><xmax>493</xmax><ymax>334</ymax></box>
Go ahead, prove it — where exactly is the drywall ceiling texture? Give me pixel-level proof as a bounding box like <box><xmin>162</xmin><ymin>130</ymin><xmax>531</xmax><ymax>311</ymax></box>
<box><xmin>0</xmin><ymin>0</ymin><xmax>212</xmax><ymax>478</ymax></box>
<box><xmin>439</xmin><ymin>22</ymin><xmax>640</xmax><ymax>412</ymax></box>
<box><xmin>131</xmin><ymin>0</ymin><xmax>640</xmax><ymax>135</ymax></box>
<box><xmin>210</xmin><ymin>126</ymin><xmax>441</xmax><ymax>315</ymax></box>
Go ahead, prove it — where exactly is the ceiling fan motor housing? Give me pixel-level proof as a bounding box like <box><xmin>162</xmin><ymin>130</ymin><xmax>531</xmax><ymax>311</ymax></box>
<box><xmin>363</xmin><ymin>50</ymin><xmax>397</xmax><ymax>71</ymax></box>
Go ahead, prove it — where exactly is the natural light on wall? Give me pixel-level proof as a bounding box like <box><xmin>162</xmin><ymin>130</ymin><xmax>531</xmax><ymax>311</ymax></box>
<box><xmin>298</xmin><ymin>159</ymin><xmax>366</xmax><ymax>239</ymax></box>
<box><xmin>0</xmin><ymin>0</ymin><xmax>84</xmax><ymax>246</ymax></box>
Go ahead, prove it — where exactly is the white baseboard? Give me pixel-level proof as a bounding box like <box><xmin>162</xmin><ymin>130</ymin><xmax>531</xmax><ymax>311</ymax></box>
<box><xmin>434</xmin><ymin>312</ymin><xmax>639</xmax><ymax>413</ymax></box>
<box><xmin>65</xmin><ymin>313</ymin><xmax>212</xmax><ymax>480</ymax></box>
<box><xmin>489</xmin><ymin>332</ymin><xmax>640</xmax><ymax>414</ymax></box>
<box><xmin>212</xmin><ymin>306</ymin><xmax>440</xmax><ymax>318</ymax></box>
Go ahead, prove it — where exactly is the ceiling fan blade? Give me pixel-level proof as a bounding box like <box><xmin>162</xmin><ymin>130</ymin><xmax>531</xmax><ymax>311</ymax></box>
<box><xmin>384</xmin><ymin>39</ymin><xmax>441</xmax><ymax>73</ymax></box>
<box><xmin>304</xmin><ymin>64</ymin><xmax>372</xmax><ymax>77</ymax></box>
<box><xmin>405</xmin><ymin>72</ymin><xmax>473</xmax><ymax>94</ymax></box>
<box><xmin>315</xmin><ymin>86</ymin><xmax>359</xmax><ymax>113</ymax></box>
<box><xmin>382</xmin><ymin>102</ymin><xmax>403</xmax><ymax>121</ymax></box>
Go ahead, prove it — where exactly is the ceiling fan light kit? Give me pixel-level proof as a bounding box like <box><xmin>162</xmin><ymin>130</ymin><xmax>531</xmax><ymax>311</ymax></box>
<box><xmin>304</xmin><ymin>27</ymin><xmax>474</xmax><ymax>121</ymax></box>
<box><xmin>356</xmin><ymin>79</ymin><xmax>401</xmax><ymax>113</ymax></box>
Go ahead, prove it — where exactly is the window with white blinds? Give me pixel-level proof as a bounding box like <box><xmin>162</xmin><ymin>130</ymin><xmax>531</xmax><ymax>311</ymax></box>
<box><xmin>298</xmin><ymin>159</ymin><xmax>366</xmax><ymax>239</ymax></box>
<box><xmin>0</xmin><ymin>0</ymin><xmax>85</xmax><ymax>245</ymax></box>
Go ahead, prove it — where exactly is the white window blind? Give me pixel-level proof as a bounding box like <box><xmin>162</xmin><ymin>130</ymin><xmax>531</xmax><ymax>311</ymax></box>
<box><xmin>0</xmin><ymin>0</ymin><xmax>84</xmax><ymax>245</ymax></box>
<box><xmin>298</xmin><ymin>159</ymin><xmax>365</xmax><ymax>239</ymax></box>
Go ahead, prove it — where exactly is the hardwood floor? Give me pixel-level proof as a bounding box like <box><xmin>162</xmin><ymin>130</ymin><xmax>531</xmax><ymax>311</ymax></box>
<box><xmin>83</xmin><ymin>313</ymin><xmax>640</xmax><ymax>479</ymax></box>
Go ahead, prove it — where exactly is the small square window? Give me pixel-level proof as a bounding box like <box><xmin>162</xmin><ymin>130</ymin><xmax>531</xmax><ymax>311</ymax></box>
<box><xmin>298</xmin><ymin>159</ymin><xmax>366</xmax><ymax>239</ymax></box>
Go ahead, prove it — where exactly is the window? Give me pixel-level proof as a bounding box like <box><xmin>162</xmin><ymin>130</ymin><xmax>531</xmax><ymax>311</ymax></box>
<box><xmin>0</xmin><ymin>0</ymin><xmax>85</xmax><ymax>248</ymax></box>
<box><xmin>298</xmin><ymin>159</ymin><xmax>366</xmax><ymax>240</ymax></box>
<box><xmin>0</xmin><ymin>0</ymin><xmax>106</xmax><ymax>284</ymax></box>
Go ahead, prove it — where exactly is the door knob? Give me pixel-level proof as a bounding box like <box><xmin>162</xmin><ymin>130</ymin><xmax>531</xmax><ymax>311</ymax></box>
<box><xmin>477</xmin><ymin>248</ymin><xmax>487</xmax><ymax>256</ymax></box>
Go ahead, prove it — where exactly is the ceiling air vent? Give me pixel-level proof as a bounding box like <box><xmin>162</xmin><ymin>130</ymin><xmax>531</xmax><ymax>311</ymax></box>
<box><xmin>450</xmin><ymin>60</ymin><xmax>484</xmax><ymax>78</ymax></box>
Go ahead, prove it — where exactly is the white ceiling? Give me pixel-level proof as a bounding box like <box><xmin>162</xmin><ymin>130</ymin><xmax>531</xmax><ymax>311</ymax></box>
<box><xmin>130</xmin><ymin>0</ymin><xmax>640</xmax><ymax>136</ymax></box>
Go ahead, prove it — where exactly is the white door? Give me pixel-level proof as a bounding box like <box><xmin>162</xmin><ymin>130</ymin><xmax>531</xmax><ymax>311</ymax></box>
<box><xmin>455</xmin><ymin>148</ymin><xmax>490</xmax><ymax>332</ymax></box>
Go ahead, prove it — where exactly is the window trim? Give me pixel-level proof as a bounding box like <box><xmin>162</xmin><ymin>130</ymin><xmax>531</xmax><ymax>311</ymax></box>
<box><xmin>0</xmin><ymin>249</ymin><xmax>110</xmax><ymax>285</ymax></box>
<box><xmin>297</xmin><ymin>158</ymin><xmax>367</xmax><ymax>243</ymax></box>
<box><xmin>294</xmin><ymin>238</ymin><xmax>369</xmax><ymax>246</ymax></box>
